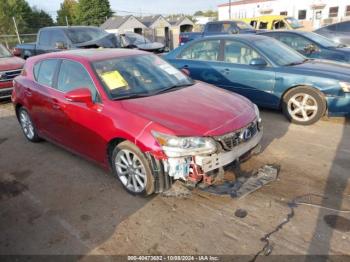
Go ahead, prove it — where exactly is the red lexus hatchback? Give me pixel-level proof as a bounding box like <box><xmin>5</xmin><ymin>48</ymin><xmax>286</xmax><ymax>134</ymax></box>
<box><xmin>12</xmin><ymin>49</ymin><xmax>262</xmax><ymax>196</ymax></box>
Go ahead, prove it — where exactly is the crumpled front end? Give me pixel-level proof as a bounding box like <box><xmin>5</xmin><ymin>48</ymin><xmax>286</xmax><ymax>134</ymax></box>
<box><xmin>159</xmin><ymin>118</ymin><xmax>263</xmax><ymax>186</ymax></box>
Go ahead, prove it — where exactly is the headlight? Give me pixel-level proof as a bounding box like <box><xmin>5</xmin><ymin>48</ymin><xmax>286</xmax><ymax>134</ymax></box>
<box><xmin>253</xmin><ymin>104</ymin><xmax>263</xmax><ymax>130</ymax></box>
<box><xmin>340</xmin><ymin>82</ymin><xmax>350</xmax><ymax>93</ymax></box>
<box><xmin>152</xmin><ymin>131</ymin><xmax>217</xmax><ymax>157</ymax></box>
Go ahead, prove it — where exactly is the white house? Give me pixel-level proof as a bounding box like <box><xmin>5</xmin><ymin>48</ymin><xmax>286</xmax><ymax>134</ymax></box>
<box><xmin>218</xmin><ymin>0</ymin><xmax>350</xmax><ymax>29</ymax></box>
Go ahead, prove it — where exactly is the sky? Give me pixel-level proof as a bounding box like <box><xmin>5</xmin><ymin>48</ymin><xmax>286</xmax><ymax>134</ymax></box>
<box><xmin>27</xmin><ymin>0</ymin><xmax>227</xmax><ymax>18</ymax></box>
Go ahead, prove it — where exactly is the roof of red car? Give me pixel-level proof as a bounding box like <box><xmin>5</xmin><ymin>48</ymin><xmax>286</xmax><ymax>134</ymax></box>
<box><xmin>29</xmin><ymin>48</ymin><xmax>148</xmax><ymax>63</ymax></box>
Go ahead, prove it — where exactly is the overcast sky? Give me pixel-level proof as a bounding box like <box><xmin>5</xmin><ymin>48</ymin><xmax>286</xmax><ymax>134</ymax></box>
<box><xmin>27</xmin><ymin>0</ymin><xmax>226</xmax><ymax>18</ymax></box>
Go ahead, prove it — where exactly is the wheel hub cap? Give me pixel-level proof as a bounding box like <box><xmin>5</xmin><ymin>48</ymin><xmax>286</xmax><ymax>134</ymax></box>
<box><xmin>288</xmin><ymin>93</ymin><xmax>318</xmax><ymax>122</ymax></box>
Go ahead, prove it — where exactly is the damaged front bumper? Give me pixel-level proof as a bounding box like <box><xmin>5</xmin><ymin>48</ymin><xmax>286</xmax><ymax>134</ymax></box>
<box><xmin>161</xmin><ymin>121</ymin><xmax>263</xmax><ymax>184</ymax></box>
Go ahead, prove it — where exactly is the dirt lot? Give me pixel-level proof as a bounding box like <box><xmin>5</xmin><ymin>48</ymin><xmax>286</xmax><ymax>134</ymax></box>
<box><xmin>0</xmin><ymin>99</ymin><xmax>350</xmax><ymax>258</ymax></box>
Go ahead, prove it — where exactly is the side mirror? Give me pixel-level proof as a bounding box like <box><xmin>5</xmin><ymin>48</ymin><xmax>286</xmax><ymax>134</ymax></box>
<box><xmin>249</xmin><ymin>58</ymin><xmax>267</xmax><ymax>67</ymax></box>
<box><xmin>55</xmin><ymin>41</ymin><xmax>66</xmax><ymax>50</ymax></box>
<box><xmin>65</xmin><ymin>88</ymin><xmax>93</xmax><ymax>105</ymax></box>
<box><xmin>181</xmin><ymin>68</ymin><xmax>190</xmax><ymax>76</ymax></box>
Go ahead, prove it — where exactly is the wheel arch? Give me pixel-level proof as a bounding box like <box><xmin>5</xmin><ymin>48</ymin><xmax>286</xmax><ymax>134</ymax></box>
<box><xmin>15</xmin><ymin>103</ymin><xmax>23</xmax><ymax>120</ymax></box>
<box><xmin>280</xmin><ymin>84</ymin><xmax>328</xmax><ymax>113</ymax></box>
<box><xmin>106</xmin><ymin>137</ymin><xmax>127</xmax><ymax>170</ymax></box>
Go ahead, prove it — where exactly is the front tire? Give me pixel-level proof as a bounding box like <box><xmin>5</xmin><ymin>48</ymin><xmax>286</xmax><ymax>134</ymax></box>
<box><xmin>18</xmin><ymin>107</ymin><xmax>41</xmax><ymax>142</ymax></box>
<box><xmin>282</xmin><ymin>87</ymin><xmax>326</xmax><ymax>125</ymax></box>
<box><xmin>112</xmin><ymin>141</ymin><xmax>155</xmax><ymax>196</ymax></box>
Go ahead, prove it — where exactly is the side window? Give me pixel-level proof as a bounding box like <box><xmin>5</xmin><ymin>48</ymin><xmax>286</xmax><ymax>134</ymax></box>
<box><xmin>38</xmin><ymin>31</ymin><xmax>50</xmax><ymax>46</ymax></box>
<box><xmin>33</xmin><ymin>62</ymin><xmax>41</xmax><ymax>80</ymax></box>
<box><xmin>49</xmin><ymin>30</ymin><xmax>67</xmax><ymax>48</ymax></box>
<box><xmin>57</xmin><ymin>60</ymin><xmax>98</xmax><ymax>101</ymax></box>
<box><xmin>206</xmin><ymin>23</ymin><xmax>222</xmax><ymax>33</ymax></box>
<box><xmin>36</xmin><ymin>59</ymin><xmax>59</xmax><ymax>86</ymax></box>
<box><xmin>224</xmin><ymin>40</ymin><xmax>261</xmax><ymax>65</ymax></box>
<box><xmin>179</xmin><ymin>40</ymin><xmax>221</xmax><ymax>61</ymax></box>
<box><xmin>259</xmin><ymin>22</ymin><xmax>268</xmax><ymax>29</ymax></box>
<box><xmin>277</xmin><ymin>34</ymin><xmax>313</xmax><ymax>51</ymax></box>
<box><xmin>273</xmin><ymin>20</ymin><xmax>287</xmax><ymax>29</ymax></box>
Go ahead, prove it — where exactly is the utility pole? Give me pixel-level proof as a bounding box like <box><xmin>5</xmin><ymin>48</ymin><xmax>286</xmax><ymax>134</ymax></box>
<box><xmin>12</xmin><ymin>17</ymin><xmax>21</xmax><ymax>43</ymax></box>
<box><xmin>229</xmin><ymin>0</ymin><xmax>232</xmax><ymax>20</ymax></box>
<box><xmin>65</xmin><ymin>16</ymin><xmax>69</xmax><ymax>26</ymax></box>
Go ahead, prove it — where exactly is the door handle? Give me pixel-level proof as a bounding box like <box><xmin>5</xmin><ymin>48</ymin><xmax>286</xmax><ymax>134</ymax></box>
<box><xmin>52</xmin><ymin>99</ymin><xmax>64</xmax><ymax>110</ymax></box>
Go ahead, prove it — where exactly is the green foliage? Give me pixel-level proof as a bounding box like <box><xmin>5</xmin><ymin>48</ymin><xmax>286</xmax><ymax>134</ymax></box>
<box><xmin>0</xmin><ymin>0</ymin><xmax>53</xmax><ymax>35</ymax></box>
<box><xmin>75</xmin><ymin>0</ymin><xmax>113</xmax><ymax>26</ymax></box>
<box><xmin>193</xmin><ymin>10</ymin><xmax>218</xmax><ymax>18</ymax></box>
<box><xmin>56</xmin><ymin>0</ymin><xmax>78</xmax><ymax>26</ymax></box>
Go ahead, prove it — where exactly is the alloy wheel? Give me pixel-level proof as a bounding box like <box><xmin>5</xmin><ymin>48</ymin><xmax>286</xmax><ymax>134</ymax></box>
<box><xmin>287</xmin><ymin>93</ymin><xmax>318</xmax><ymax>123</ymax></box>
<box><xmin>19</xmin><ymin>110</ymin><xmax>35</xmax><ymax>140</ymax></box>
<box><xmin>115</xmin><ymin>149</ymin><xmax>147</xmax><ymax>193</ymax></box>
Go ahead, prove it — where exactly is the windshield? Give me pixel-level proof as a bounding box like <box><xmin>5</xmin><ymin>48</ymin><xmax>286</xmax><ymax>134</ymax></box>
<box><xmin>285</xmin><ymin>17</ymin><xmax>303</xmax><ymax>29</ymax></box>
<box><xmin>236</xmin><ymin>21</ymin><xmax>254</xmax><ymax>30</ymax></box>
<box><xmin>304</xmin><ymin>32</ymin><xmax>339</xmax><ymax>48</ymax></box>
<box><xmin>93</xmin><ymin>54</ymin><xmax>194</xmax><ymax>100</ymax></box>
<box><xmin>65</xmin><ymin>27</ymin><xmax>108</xmax><ymax>44</ymax></box>
<box><xmin>125</xmin><ymin>33</ymin><xmax>151</xmax><ymax>45</ymax></box>
<box><xmin>0</xmin><ymin>44</ymin><xmax>12</xmax><ymax>58</ymax></box>
<box><xmin>254</xmin><ymin>38</ymin><xmax>306</xmax><ymax>66</ymax></box>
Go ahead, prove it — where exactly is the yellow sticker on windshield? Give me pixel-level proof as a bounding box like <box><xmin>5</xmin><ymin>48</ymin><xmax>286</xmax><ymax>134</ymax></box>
<box><xmin>100</xmin><ymin>71</ymin><xmax>128</xmax><ymax>90</ymax></box>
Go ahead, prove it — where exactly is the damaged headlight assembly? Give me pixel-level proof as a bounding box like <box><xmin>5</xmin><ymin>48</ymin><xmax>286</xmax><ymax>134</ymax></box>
<box><xmin>152</xmin><ymin>131</ymin><xmax>217</xmax><ymax>157</ymax></box>
<box><xmin>254</xmin><ymin>104</ymin><xmax>263</xmax><ymax>131</ymax></box>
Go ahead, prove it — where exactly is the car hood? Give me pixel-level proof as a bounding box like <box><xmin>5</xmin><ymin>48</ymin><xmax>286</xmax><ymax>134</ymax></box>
<box><xmin>289</xmin><ymin>59</ymin><xmax>350</xmax><ymax>80</ymax></box>
<box><xmin>120</xmin><ymin>82</ymin><xmax>256</xmax><ymax>136</ymax></box>
<box><xmin>136</xmin><ymin>42</ymin><xmax>164</xmax><ymax>51</ymax></box>
<box><xmin>0</xmin><ymin>56</ymin><xmax>25</xmax><ymax>71</ymax></box>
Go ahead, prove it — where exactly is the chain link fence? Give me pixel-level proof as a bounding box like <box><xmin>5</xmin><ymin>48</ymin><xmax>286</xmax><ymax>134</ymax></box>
<box><xmin>0</xmin><ymin>34</ymin><xmax>37</xmax><ymax>49</ymax></box>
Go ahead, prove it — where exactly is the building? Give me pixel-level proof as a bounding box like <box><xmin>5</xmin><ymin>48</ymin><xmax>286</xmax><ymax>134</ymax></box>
<box><xmin>100</xmin><ymin>15</ymin><xmax>147</xmax><ymax>34</ymax></box>
<box><xmin>139</xmin><ymin>15</ymin><xmax>172</xmax><ymax>46</ymax></box>
<box><xmin>218</xmin><ymin>0</ymin><xmax>350</xmax><ymax>29</ymax></box>
<box><xmin>101</xmin><ymin>15</ymin><xmax>195</xmax><ymax>49</ymax></box>
<box><xmin>167</xmin><ymin>16</ymin><xmax>195</xmax><ymax>48</ymax></box>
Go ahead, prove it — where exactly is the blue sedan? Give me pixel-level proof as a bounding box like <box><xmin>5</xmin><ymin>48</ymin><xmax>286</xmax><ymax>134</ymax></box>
<box><xmin>164</xmin><ymin>35</ymin><xmax>350</xmax><ymax>125</ymax></box>
<box><xmin>259</xmin><ymin>30</ymin><xmax>350</xmax><ymax>63</ymax></box>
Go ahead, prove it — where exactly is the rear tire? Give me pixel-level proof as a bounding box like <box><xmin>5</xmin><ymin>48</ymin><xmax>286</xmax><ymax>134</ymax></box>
<box><xmin>112</xmin><ymin>141</ymin><xmax>155</xmax><ymax>196</ymax></box>
<box><xmin>18</xmin><ymin>107</ymin><xmax>41</xmax><ymax>142</ymax></box>
<box><xmin>282</xmin><ymin>86</ymin><xmax>326</xmax><ymax>125</ymax></box>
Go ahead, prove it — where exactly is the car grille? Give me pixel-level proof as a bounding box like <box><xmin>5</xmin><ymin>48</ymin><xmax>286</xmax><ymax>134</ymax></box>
<box><xmin>214</xmin><ymin>121</ymin><xmax>259</xmax><ymax>151</ymax></box>
<box><xmin>0</xmin><ymin>69</ymin><xmax>22</xmax><ymax>82</ymax></box>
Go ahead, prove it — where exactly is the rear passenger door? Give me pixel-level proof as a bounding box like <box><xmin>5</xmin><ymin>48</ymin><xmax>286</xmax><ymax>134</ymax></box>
<box><xmin>172</xmin><ymin>39</ymin><xmax>227</xmax><ymax>86</ymax></box>
<box><xmin>219</xmin><ymin>40</ymin><xmax>278</xmax><ymax>107</ymax></box>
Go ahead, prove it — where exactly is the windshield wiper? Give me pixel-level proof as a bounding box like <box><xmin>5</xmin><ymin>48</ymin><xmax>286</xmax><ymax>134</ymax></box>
<box><xmin>153</xmin><ymin>83</ymin><xmax>194</xmax><ymax>95</ymax></box>
<box><xmin>113</xmin><ymin>93</ymin><xmax>153</xmax><ymax>100</ymax></box>
<box><xmin>337</xmin><ymin>44</ymin><xmax>347</xmax><ymax>48</ymax></box>
<box><xmin>285</xmin><ymin>59</ymin><xmax>309</xmax><ymax>66</ymax></box>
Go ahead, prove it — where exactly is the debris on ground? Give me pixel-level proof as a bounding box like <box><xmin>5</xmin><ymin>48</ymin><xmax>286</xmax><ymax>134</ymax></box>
<box><xmin>234</xmin><ymin>208</ymin><xmax>248</xmax><ymax>218</ymax></box>
<box><xmin>201</xmin><ymin>164</ymin><xmax>280</xmax><ymax>198</ymax></box>
<box><xmin>161</xmin><ymin>181</ymin><xmax>192</xmax><ymax>198</ymax></box>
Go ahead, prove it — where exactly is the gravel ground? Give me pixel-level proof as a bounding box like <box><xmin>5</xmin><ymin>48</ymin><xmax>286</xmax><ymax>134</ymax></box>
<box><xmin>0</xmin><ymin>100</ymin><xmax>349</xmax><ymax>258</ymax></box>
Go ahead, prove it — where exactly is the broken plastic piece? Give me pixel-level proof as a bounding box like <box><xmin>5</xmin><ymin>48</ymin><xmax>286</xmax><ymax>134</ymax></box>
<box><xmin>200</xmin><ymin>165</ymin><xmax>279</xmax><ymax>198</ymax></box>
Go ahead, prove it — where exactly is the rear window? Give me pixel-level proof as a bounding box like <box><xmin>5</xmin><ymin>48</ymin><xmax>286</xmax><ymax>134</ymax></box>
<box><xmin>206</xmin><ymin>23</ymin><xmax>223</xmax><ymax>33</ymax></box>
<box><xmin>35</xmin><ymin>59</ymin><xmax>59</xmax><ymax>87</ymax></box>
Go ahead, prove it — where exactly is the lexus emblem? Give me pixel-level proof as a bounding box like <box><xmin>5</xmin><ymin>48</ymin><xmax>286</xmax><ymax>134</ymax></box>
<box><xmin>240</xmin><ymin>128</ymin><xmax>252</xmax><ymax>142</ymax></box>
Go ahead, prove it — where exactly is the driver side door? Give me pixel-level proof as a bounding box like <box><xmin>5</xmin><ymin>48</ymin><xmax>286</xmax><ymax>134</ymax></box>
<box><xmin>218</xmin><ymin>40</ymin><xmax>278</xmax><ymax>107</ymax></box>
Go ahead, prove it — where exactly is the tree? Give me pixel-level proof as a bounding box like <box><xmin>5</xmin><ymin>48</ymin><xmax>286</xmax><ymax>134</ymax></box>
<box><xmin>194</xmin><ymin>11</ymin><xmax>203</xmax><ymax>16</ymax></box>
<box><xmin>56</xmin><ymin>0</ymin><xmax>78</xmax><ymax>26</ymax></box>
<box><xmin>0</xmin><ymin>0</ymin><xmax>32</xmax><ymax>35</ymax></box>
<box><xmin>76</xmin><ymin>0</ymin><xmax>113</xmax><ymax>26</ymax></box>
<box><xmin>27</xmin><ymin>8</ymin><xmax>54</xmax><ymax>33</ymax></box>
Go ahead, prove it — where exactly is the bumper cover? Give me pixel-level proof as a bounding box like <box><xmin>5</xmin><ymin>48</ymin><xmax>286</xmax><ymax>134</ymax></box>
<box><xmin>326</xmin><ymin>94</ymin><xmax>350</xmax><ymax>116</ymax></box>
<box><xmin>195</xmin><ymin>130</ymin><xmax>263</xmax><ymax>173</ymax></box>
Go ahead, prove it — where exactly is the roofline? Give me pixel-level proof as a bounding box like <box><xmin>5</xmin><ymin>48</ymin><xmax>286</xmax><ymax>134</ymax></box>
<box><xmin>218</xmin><ymin>0</ymin><xmax>275</xmax><ymax>7</ymax></box>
